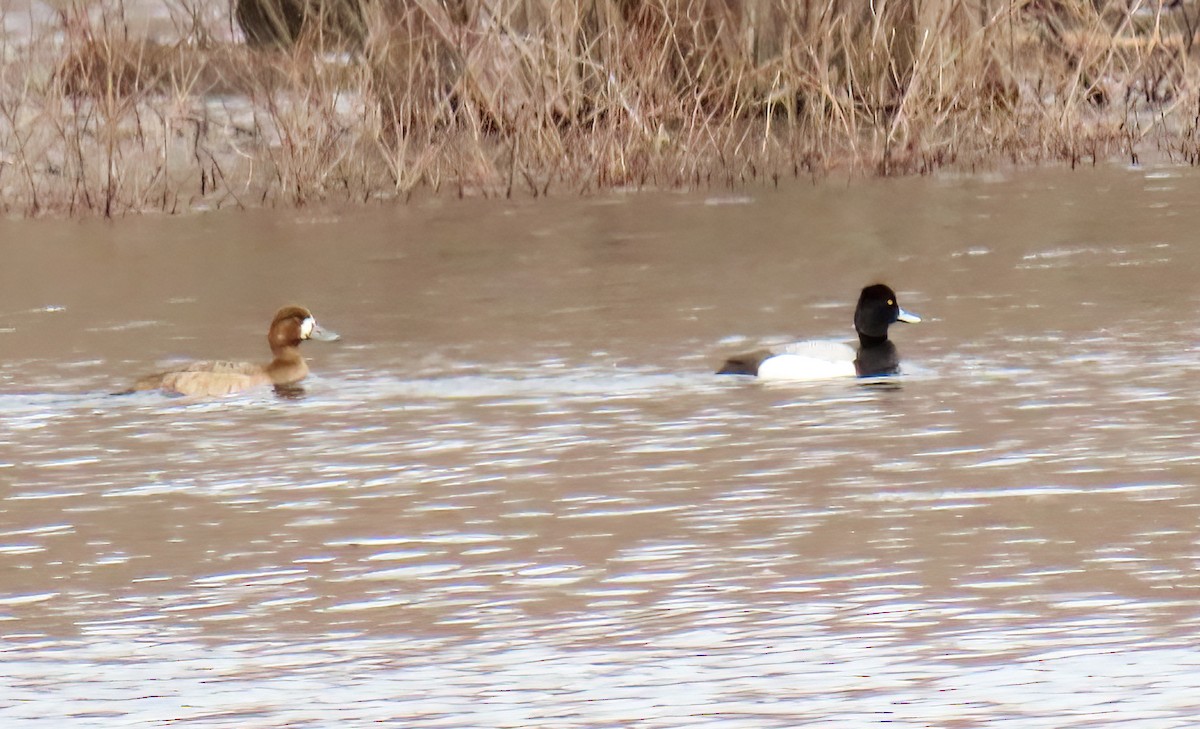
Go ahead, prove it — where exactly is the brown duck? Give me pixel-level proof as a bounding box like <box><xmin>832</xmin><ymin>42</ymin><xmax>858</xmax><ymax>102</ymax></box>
<box><xmin>122</xmin><ymin>305</ymin><xmax>339</xmax><ymax>397</ymax></box>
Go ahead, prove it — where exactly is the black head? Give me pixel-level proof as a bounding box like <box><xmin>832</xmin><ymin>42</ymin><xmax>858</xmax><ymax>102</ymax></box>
<box><xmin>854</xmin><ymin>284</ymin><xmax>921</xmax><ymax>343</ymax></box>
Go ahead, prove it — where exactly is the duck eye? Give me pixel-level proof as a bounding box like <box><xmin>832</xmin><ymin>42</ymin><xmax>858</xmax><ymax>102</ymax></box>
<box><xmin>887</xmin><ymin>299</ymin><xmax>894</xmax><ymax>306</ymax></box>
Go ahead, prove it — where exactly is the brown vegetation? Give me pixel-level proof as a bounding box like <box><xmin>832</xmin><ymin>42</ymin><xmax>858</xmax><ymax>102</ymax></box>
<box><xmin>1</xmin><ymin>0</ymin><xmax>1199</xmax><ymax>217</ymax></box>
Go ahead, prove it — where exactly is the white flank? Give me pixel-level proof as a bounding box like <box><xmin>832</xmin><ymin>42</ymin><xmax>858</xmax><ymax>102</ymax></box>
<box><xmin>753</xmin><ymin>341</ymin><xmax>858</xmax><ymax>381</ymax></box>
<box><xmin>757</xmin><ymin>354</ymin><xmax>857</xmax><ymax>381</ymax></box>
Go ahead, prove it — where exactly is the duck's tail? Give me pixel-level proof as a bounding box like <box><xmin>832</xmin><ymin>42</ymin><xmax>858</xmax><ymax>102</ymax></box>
<box><xmin>110</xmin><ymin>373</ymin><xmax>163</xmax><ymax>396</ymax></box>
<box><xmin>716</xmin><ymin>350</ymin><xmax>771</xmax><ymax>376</ymax></box>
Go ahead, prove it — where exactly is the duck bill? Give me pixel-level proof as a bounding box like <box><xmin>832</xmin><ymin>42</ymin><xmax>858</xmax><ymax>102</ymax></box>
<box><xmin>308</xmin><ymin>323</ymin><xmax>340</xmax><ymax>341</ymax></box>
<box><xmin>896</xmin><ymin>308</ymin><xmax>922</xmax><ymax>324</ymax></box>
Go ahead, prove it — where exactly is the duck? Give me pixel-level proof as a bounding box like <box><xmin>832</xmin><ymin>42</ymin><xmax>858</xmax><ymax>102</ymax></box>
<box><xmin>717</xmin><ymin>284</ymin><xmax>921</xmax><ymax>381</ymax></box>
<box><xmin>120</xmin><ymin>305</ymin><xmax>339</xmax><ymax>397</ymax></box>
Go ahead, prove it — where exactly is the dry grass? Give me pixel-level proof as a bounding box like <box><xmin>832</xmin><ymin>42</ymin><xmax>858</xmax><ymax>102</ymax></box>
<box><xmin>1</xmin><ymin>0</ymin><xmax>1199</xmax><ymax>217</ymax></box>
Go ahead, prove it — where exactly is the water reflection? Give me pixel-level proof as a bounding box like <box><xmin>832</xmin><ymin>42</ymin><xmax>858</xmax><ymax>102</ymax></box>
<box><xmin>3</xmin><ymin>165</ymin><xmax>1200</xmax><ymax>724</ymax></box>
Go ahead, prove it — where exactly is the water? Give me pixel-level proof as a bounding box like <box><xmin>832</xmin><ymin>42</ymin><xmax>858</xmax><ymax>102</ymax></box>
<box><xmin>2</xmin><ymin>166</ymin><xmax>1200</xmax><ymax>726</ymax></box>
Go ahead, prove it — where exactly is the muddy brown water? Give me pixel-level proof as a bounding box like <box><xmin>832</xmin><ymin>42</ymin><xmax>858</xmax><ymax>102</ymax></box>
<box><xmin>2</xmin><ymin>166</ymin><xmax>1200</xmax><ymax>725</ymax></box>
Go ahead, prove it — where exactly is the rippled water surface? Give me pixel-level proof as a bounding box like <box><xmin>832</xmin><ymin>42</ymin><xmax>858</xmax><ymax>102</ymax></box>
<box><xmin>3</xmin><ymin>166</ymin><xmax>1200</xmax><ymax>726</ymax></box>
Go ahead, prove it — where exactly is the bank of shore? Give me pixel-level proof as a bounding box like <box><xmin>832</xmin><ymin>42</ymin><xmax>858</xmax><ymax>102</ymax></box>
<box><xmin>1</xmin><ymin>0</ymin><xmax>1197</xmax><ymax>217</ymax></box>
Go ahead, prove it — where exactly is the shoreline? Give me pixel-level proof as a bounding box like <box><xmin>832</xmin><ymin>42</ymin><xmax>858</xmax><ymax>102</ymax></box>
<box><xmin>1</xmin><ymin>0</ymin><xmax>1197</xmax><ymax>218</ymax></box>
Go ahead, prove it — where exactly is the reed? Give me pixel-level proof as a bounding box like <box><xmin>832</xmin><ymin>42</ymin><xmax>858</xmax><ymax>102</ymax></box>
<box><xmin>0</xmin><ymin>0</ymin><xmax>1196</xmax><ymax>216</ymax></box>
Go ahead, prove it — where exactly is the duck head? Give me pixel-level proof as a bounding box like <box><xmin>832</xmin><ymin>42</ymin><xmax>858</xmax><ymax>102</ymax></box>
<box><xmin>854</xmin><ymin>284</ymin><xmax>921</xmax><ymax>344</ymax></box>
<box><xmin>268</xmin><ymin>305</ymin><xmax>340</xmax><ymax>352</ymax></box>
